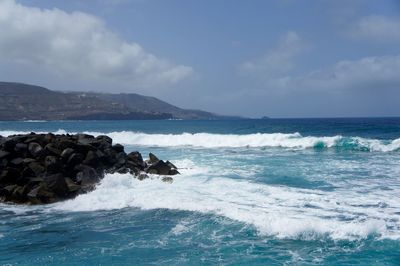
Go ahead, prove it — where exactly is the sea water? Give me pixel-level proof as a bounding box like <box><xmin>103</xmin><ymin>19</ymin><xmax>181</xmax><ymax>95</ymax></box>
<box><xmin>0</xmin><ymin>118</ymin><xmax>399</xmax><ymax>265</ymax></box>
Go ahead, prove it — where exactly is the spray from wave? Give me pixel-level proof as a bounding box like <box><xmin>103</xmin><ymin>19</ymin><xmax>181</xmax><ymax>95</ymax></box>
<box><xmin>50</xmin><ymin>159</ymin><xmax>400</xmax><ymax>241</ymax></box>
<box><xmin>1</xmin><ymin>130</ymin><xmax>399</xmax><ymax>152</ymax></box>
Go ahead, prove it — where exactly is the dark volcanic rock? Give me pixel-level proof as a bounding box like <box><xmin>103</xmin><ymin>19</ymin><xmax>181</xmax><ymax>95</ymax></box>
<box><xmin>148</xmin><ymin>152</ymin><xmax>159</xmax><ymax>164</ymax></box>
<box><xmin>14</xmin><ymin>143</ymin><xmax>28</xmax><ymax>155</ymax></box>
<box><xmin>144</xmin><ymin>154</ymin><xmax>180</xmax><ymax>176</ymax></box>
<box><xmin>76</xmin><ymin>167</ymin><xmax>100</xmax><ymax>187</ymax></box>
<box><xmin>112</xmin><ymin>144</ymin><xmax>124</xmax><ymax>153</ymax></box>
<box><xmin>0</xmin><ymin>150</ymin><xmax>10</xmax><ymax>159</ymax></box>
<box><xmin>0</xmin><ymin>132</ymin><xmax>178</xmax><ymax>205</ymax></box>
<box><xmin>45</xmin><ymin>156</ymin><xmax>61</xmax><ymax>173</ymax></box>
<box><xmin>28</xmin><ymin>161</ymin><xmax>45</xmax><ymax>176</ymax></box>
<box><xmin>43</xmin><ymin>173</ymin><xmax>69</xmax><ymax>197</ymax></box>
<box><xmin>28</xmin><ymin>142</ymin><xmax>43</xmax><ymax>157</ymax></box>
<box><xmin>127</xmin><ymin>151</ymin><xmax>144</xmax><ymax>165</ymax></box>
<box><xmin>60</xmin><ymin>148</ymin><xmax>74</xmax><ymax>161</ymax></box>
<box><xmin>147</xmin><ymin>160</ymin><xmax>171</xmax><ymax>175</ymax></box>
<box><xmin>67</xmin><ymin>153</ymin><xmax>84</xmax><ymax>166</ymax></box>
<box><xmin>0</xmin><ymin>168</ymin><xmax>21</xmax><ymax>184</ymax></box>
<box><xmin>44</xmin><ymin>143</ymin><xmax>62</xmax><ymax>156</ymax></box>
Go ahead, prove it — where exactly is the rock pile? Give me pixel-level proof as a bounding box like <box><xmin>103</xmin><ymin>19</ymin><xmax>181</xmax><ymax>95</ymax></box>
<box><xmin>0</xmin><ymin>133</ymin><xmax>179</xmax><ymax>204</ymax></box>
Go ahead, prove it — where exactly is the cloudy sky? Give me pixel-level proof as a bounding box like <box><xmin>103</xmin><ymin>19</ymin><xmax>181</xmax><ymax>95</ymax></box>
<box><xmin>0</xmin><ymin>0</ymin><xmax>399</xmax><ymax>118</ymax></box>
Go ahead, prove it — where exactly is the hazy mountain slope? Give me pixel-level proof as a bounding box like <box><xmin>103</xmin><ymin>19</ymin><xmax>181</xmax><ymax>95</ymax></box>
<box><xmin>0</xmin><ymin>82</ymin><xmax>231</xmax><ymax>120</ymax></box>
<box><xmin>0</xmin><ymin>82</ymin><xmax>170</xmax><ymax>120</ymax></box>
<box><xmin>92</xmin><ymin>93</ymin><xmax>219</xmax><ymax>119</ymax></box>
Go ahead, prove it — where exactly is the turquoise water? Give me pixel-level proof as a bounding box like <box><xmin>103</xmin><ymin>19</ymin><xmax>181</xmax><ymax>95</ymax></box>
<box><xmin>1</xmin><ymin>118</ymin><xmax>400</xmax><ymax>265</ymax></box>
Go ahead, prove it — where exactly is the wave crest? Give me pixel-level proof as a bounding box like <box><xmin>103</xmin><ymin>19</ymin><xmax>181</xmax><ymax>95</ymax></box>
<box><xmin>1</xmin><ymin>130</ymin><xmax>399</xmax><ymax>152</ymax></box>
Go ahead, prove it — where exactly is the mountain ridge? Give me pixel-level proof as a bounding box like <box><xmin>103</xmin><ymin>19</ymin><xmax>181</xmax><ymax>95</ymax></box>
<box><xmin>0</xmin><ymin>82</ymin><xmax>238</xmax><ymax>120</ymax></box>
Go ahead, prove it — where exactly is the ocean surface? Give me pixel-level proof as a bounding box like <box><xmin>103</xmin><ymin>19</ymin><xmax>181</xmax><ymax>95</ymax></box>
<box><xmin>1</xmin><ymin>118</ymin><xmax>400</xmax><ymax>265</ymax></box>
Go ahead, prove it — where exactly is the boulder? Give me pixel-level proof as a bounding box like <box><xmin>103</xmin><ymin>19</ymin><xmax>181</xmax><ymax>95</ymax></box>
<box><xmin>161</xmin><ymin>176</ymin><xmax>173</xmax><ymax>183</ymax></box>
<box><xmin>23</xmin><ymin>158</ymin><xmax>36</xmax><ymax>164</ymax></box>
<box><xmin>115</xmin><ymin>167</ymin><xmax>130</xmax><ymax>174</ymax></box>
<box><xmin>83</xmin><ymin>150</ymin><xmax>98</xmax><ymax>166</ymax></box>
<box><xmin>43</xmin><ymin>173</ymin><xmax>69</xmax><ymax>197</ymax></box>
<box><xmin>58</xmin><ymin>140</ymin><xmax>77</xmax><ymax>151</ymax></box>
<box><xmin>1</xmin><ymin>185</ymin><xmax>17</xmax><ymax>197</ymax></box>
<box><xmin>10</xmin><ymin>157</ymin><xmax>24</xmax><ymax>166</ymax></box>
<box><xmin>28</xmin><ymin>161</ymin><xmax>45</xmax><ymax>176</ymax></box>
<box><xmin>166</xmin><ymin>161</ymin><xmax>178</xmax><ymax>170</ymax></box>
<box><xmin>115</xmin><ymin>152</ymin><xmax>127</xmax><ymax>167</ymax></box>
<box><xmin>44</xmin><ymin>143</ymin><xmax>62</xmax><ymax>156</ymax></box>
<box><xmin>67</xmin><ymin>153</ymin><xmax>84</xmax><ymax>166</ymax></box>
<box><xmin>21</xmin><ymin>167</ymin><xmax>35</xmax><ymax>178</ymax></box>
<box><xmin>148</xmin><ymin>153</ymin><xmax>159</xmax><ymax>164</ymax></box>
<box><xmin>11</xmin><ymin>186</ymin><xmax>27</xmax><ymax>202</ymax></box>
<box><xmin>127</xmin><ymin>151</ymin><xmax>144</xmax><ymax>167</ymax></box>
<box><xmin>169</xmin><ymin>169</ymin><xmax>180</xmax><ymax>175</ymax></box>
<box><xmin>137</xmin><ymin>172</ymin><xmax>149</xmax><ymax>180</ymax></box>
<box><xmin>60</xmin><ymin>148</ymin><xmax>74</xmax><ymax>161</ymax></box>
<box><xmin>14</xmin><ymin>143</ymin><xmax>28</xmax><ymax>155</ymax></box>
<box><xmin>3</xmin><ymin>138</ymin><xmax>16</xmax><ymax>152</ymax></box>
<box><xmin>0</xmin><ymin>150</ymin><xmax>9</xmax><ymax>159</ymax></box>
<box><xmin>27</xmin><ymin>185</ymin><xmax>56</xmax><ymax>203</ymax></box>
<box><xmin>0</xmin><ymin>168</ymin><xmax>21</xmax><ymax>184</ymax></box>
<box><xmin>28</xmin><ymin>142</ymin><xmax>43</xmax><ymax>157</ymax></box>
<box><xmin>146</xmin><ymin>160</ymin><xmax>170</xmax><ymax>175</ymax></box>
<box><xmin>112</xmin><ymin>144</ymin><xmax>124</xmax><ymax>153</ymax></box>
<box><xmin>45</xmin><ymin>156</ymin><xmax>61</xmax><ymax>173</ymax></box>
<box><xmin>64</xmin><ymin>177</ymin><xmax>81</xmax><ymax>193</ymax></box>
<box><xmin>76</xmin><ymin>167</ymin><xmax>100</xmax><ymax>187</ymax></box>
<box><xmin>96</xmin><ymin>135</ymin><xmax>112</xmax><ymax>144</ymax></box>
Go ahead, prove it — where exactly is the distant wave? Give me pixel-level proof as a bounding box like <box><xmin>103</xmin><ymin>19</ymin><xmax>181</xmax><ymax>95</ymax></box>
<box><xmin>1</xmin><ymin>130</ymin><xmax>399</xmax><ymax>152</ymax></box>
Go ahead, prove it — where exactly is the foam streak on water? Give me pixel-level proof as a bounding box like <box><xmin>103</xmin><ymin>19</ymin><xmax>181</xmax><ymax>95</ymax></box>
<box><xmin>51</xmin><ymin>160</ymin><xmax>400</xmax><ymax>241</ymax></box>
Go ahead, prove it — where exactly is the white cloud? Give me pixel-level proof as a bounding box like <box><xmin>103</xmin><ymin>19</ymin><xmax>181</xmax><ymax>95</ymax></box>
<box><xmin>257</xmin><ymin>54</ymin><xmax>400</xmax><ymax>94</ymax></box>
<box><xmin>240</xmin><ymin>30</ymin><xmax>400</xmax><ymax>94</ymax></box>
<box><xmin>348</xmin><ymin>15</ymin><xmax>400</xmax><ymax>42</ymax></box>
<box><xmin>240</xmin><ymin>31</ymin><xmax>306</xmax><ymax>77</ymax></box>
<box><xmin>0</xmin><ymin>0</ymin><xmax>193</xmax><ymax>88</ymax></box>
<box><xmin>296</xmin><ymin>55</ymin><xmax>400</xmax><ymax>92</ymax></box>
<box><xmin>239</xmin><ymin>29</ymin><xmax>400</xmax><ymax>94</ymax></box>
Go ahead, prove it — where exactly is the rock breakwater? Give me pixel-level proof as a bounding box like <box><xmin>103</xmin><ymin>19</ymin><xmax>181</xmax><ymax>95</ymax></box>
<box><xmin>0</xmin><ymin>133</ymin><xmax>179</xmax><ymax>204</ymax></box>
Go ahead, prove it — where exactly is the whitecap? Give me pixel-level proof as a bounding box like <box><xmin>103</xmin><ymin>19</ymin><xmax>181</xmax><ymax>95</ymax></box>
<box><xmin>1</xmin><ymin>130</ymin><xmax>399</xmax><ymax>152</ymax></box>
<box><xmin>50</xmin><ymin>159</ymin><xmax>400</xmax><ymax>241</ymax></box>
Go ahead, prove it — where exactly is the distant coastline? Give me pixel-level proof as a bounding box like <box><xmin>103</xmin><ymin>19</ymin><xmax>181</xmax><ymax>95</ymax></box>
<box><xmin>0</xmin><ymin>82</ymin><xmax>242</xmax><ymax>121</ymax></box>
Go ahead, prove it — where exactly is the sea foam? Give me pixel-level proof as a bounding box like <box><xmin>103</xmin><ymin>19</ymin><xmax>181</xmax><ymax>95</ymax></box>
<box><xmin>1</xmin><ymin>130</ymin><xmax>399</xmax><ymax>152</ymax></box>
<box><xmin>52</xmin><ymin>159</ymin><xmax>400</xmax><ymax>241</ymax></box>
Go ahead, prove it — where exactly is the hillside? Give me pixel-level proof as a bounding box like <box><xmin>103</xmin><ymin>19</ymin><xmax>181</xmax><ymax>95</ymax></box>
<box><xmin>0</xmin><ymin>82</ymin><xmax>229</xmax><ymax>120</ymax></box>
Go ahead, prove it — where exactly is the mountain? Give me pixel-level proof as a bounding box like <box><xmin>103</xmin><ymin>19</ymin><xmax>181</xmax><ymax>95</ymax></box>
<box><xmin>0</xmin><ymin>82</ymin><xmax>234</xmax><ymax>120</ymax></box>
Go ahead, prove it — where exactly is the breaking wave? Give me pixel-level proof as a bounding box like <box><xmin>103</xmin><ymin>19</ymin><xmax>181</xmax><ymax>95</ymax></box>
<box><xmin>1</xmin><ymin>130</ymin><xmax>400</xmax><ymax>152</ymax></box>
<box><xmin>51</xmin><ymin>159</ymin><xmax>400</xmax><ymax>241</ymax></box>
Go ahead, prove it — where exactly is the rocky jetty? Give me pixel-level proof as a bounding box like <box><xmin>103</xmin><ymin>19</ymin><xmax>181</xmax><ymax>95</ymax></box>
<box><xmin>0</xmin><ymin>133</ymin><xmax>179</xmax><ymax>204</ymax></box>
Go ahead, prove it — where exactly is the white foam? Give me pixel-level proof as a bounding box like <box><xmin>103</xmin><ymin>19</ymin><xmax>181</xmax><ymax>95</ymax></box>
<box><xmin>170</xmin><ymin>219</ymin><xmax>193</xmax><ymax>236</ymax></box>
<box><xmin>52</xmin><ymin>159</ymin><xmax>400</xmax><ymax>241</ymax></box>
<box><xmin>1</xmin><ymin>130</ymin><xmax>399</xmax><ymax>152</ymax></box>
<box><xmin>0</xmin><ymin>129</ymin><xmax>68</xmax><ymax>136</ymax></box>
<box><xmin>93</xmin><ymin>131</ymin><xmax>341</xmax><ymax>149</ymax></box>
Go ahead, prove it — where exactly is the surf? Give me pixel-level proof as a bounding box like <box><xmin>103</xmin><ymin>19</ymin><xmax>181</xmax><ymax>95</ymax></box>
<box><xmin>49</xmin><ymin>159</ymin><xmax>400</xmax><ymax>241</ymax></box>
<box><xmin>1</xmin><ymin>130</ymin><xmax>400</xmax><ymax>152</ymax></box>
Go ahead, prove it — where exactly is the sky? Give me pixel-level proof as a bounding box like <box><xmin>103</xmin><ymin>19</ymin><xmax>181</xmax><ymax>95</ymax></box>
<box><xmin>0</xmin><ymin>0</ymin><xmax>399</xmax><ymax>118</ymax></box>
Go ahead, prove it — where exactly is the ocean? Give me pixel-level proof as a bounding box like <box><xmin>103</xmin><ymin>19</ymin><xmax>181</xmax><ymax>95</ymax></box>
<box><xmin>0</xmin><ymin>118</ymin><xmax>399</xmax><ymax>265</ymax></box>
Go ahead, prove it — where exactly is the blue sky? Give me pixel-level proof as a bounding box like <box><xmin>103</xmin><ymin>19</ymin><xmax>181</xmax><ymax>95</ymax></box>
<box><xmin>0</xmin><ymin>0</ymin><xmax>399</xmax><ymax>117</ymax></box>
